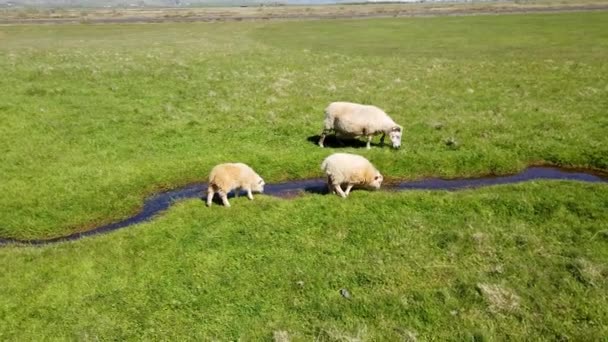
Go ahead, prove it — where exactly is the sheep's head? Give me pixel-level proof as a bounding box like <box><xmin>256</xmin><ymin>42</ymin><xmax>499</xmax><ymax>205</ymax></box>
<box><xmin>252</xmin><ymin>176</ymin><xmax>265</xmax><ymax>193</ymax></box>
<box><xmin>368</xmin><ymin>171</ymin><xmax>383</xmax><ymax>190</ymax></box>
<box><xmin>389</xmin><ymin>126</ymin><xmax>402</xmax><ymax>149</ymax></box>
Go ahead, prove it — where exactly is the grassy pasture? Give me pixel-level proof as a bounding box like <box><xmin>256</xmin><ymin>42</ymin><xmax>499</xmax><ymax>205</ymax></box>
<box><xmin>1</xmin><ymin>184</ymin><xmax>608</xmax><ymax>339</ymax></box>
<box><xmin>1</xmin><ymin>12</ymin><xmax>607</xmax><ymax>239</ymax></box>
<box><xmin>0</xmin><ymin>10</ymin><xmax>608</xmax><ymax>339</ymax></box>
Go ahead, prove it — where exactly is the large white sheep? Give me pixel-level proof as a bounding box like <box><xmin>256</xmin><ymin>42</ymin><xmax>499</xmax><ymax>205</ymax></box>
<box><xmin>321</xmin><ymin>153</ymin><xmax>383</xmax><ymax>198</ymax></box>
<box><xmin>318</xmin><ymin>101</ymin><xmax>403</xmax><ymax>149</ymax></box>
<box><xmin>206</xmin><ymin>163</ymin><xmax>265</xmax><ymax>207</ymax></box>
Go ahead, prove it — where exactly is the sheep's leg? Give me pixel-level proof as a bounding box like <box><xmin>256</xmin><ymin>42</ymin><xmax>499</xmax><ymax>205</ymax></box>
<box><xmin>327</xmin><ymin>175</ymin><xmax>336</xmax><ymax>194</ymax></box>
<box><xmin>380</xmin><ymin>133</ymin><xmax>386</xmax><ymax>146</ymax></box>
<box><xmin>246</xmin><ymin>188</ymin><xmax>254</xmax><ymax>200</ymax></box>
<box><xmin>366</xmin><ymin>135</ymin><xmax>373</xmax><ymax>149</ymax></box>
<box><xmin>206</xmin><ymin>187</ymin><xmax>215</xmax><ymax>207</ymax></box>
<box><xmin>333</xmin><ymin>184</ymin><xmax>347</xmax><ymax>198</ymax></box>
<box><xmin>219</xmin><ymin>191</ymin><xmax>231</xmax><ymax>207</ymax></box>
<box><xmin>318</xmin><ymin>128</ymin><xmax>331</xmax><ymax>148</ymax></box>
<box><xmin>318</xmin><ymin>132</ymin><xmax>326</xmax><ymax>147</ymax></box>
<box><xmin>345</xmin><ymin>184</ymin><xmax>354</xmax><ymax>196</ymax></box>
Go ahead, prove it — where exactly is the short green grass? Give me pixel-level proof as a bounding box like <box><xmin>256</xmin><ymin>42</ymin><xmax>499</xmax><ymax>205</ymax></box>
<box><xmin>1</xmin><ymin>12</ymin><xmax>607</xmax><ymax>239</ymax></box>
<box><xmin>1</xmin><ymin>184</ymin><xmax>607</xmax><ymax>339</ymax></box>
<box><xmin>1</xmin><ymin>11</ymin><xmax>608</xmax><ymax>339</ymax></box>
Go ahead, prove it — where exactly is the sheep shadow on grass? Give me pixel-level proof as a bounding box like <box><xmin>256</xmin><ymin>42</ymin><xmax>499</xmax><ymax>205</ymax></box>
<box><xmin>306</xmin><ymin>135</ymin><xmax>383</xmax><ymax>149</ymax></box>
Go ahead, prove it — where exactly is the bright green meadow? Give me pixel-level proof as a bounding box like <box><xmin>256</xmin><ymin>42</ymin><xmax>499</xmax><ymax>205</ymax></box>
<box><xmin>1</xmin><ymin>11</ymin><xmax>607</xmax><ymax>339</ymax></box>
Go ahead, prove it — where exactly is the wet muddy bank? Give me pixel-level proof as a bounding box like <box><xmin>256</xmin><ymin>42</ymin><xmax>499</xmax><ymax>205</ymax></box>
<box><xmin>1</xmin><ymin>166</ymin><xmax>606</xmax><ymax>246</ymax></box>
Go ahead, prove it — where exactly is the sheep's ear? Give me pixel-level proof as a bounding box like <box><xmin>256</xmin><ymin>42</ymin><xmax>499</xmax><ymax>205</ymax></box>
<box><xmin>391</xmin><ymin>126</ymin><xmax>402</xmax><ymax>132</ymax></box>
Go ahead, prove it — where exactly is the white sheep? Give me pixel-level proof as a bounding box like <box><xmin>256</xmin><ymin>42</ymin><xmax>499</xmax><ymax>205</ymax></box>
<box><xmin>206</xmin><ymin>163</ymin><xmax>265</xmax><ymax>207</ymax></box>
<box><xmin>321</xmin><ymin>153</ymin><xmax>383</xmax><ymax>198</ymax></box>
<box><xmin>318</xmin><ymin>101</ymin><xmax>403</xmax><ymax>149</ymax></box>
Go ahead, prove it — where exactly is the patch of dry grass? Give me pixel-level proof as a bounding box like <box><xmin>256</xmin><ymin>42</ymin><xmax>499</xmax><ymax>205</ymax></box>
<box><xmin>477</xmin><ymin>283</ymin><xmax>521</xmax><ymax>313</ymax></box>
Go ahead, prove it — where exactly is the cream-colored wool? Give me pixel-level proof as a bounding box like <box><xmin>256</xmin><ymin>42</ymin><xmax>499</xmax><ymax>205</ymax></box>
<box><xmin>318</xmin><ymin>101</ymin><xmax>403</xmax><ymax>149</ymax></box>
<box><xmin>206</xmin><ymin>163</ymin><xmax>265</xmax><ymax>207</ymax></box>
<box><xmin>321</xmin><ymin>153</ymin><xmax>383</xmax><ymax>198</ymax></box>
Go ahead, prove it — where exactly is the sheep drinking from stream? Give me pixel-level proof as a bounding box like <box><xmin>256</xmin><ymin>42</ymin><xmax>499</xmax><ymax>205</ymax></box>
<box><xmin>206</xmin><ymin>163</ymin><xmax>265</xmax><ymax>207</ymax></box>
<box><xmin>318</xmin><ymin>101</ymin><xmax>403</xmax><ymax>149</ymax></box>
<box><xmin>321</xmin><ymin>153</ymin><xmax>383</xmax><ymax>198</ymax></box>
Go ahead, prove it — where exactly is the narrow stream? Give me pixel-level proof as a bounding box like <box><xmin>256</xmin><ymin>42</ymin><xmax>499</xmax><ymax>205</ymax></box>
<box><xmin>1</xmin><ymin>166</ymin><xmax>606</xmax><ymax>246</ymax></box>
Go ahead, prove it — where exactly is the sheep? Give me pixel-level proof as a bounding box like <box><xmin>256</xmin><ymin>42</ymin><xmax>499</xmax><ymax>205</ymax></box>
<box><xmin>321</xmin><ymin>153</ymin><xmax>383</xmax><ymax>198</ymax></box>
<box><xmin>206</xmin><ymin>163</ymin><xmax>265</xmax><ymax>207</ymax></box>
<box><xmin>318</xmin><ymin>101</ymin><xmax>403</xmax><ymax>150</ymax></box>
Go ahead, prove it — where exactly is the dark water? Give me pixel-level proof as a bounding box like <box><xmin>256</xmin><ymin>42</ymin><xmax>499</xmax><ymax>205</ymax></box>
<box><xmin>1</xmin><ymin>166</ymin><xmax>606</xmax><ymax>246</ymax></box>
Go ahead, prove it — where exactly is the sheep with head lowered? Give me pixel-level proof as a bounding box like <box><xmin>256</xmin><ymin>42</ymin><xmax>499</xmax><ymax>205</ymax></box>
<box><xmin>321</xmin><ymin>153</ymin><xmax>383</xmax><ymax>198</ymax></box>
<box><xmin>206</xmin><ymin>163</ymin><xmax>265</xmax><ymax>207</ymax></box>
<box><xmin>318</xmin><ymin>101</ymin><xmax>403</xmax><ymax>149</ymax></box>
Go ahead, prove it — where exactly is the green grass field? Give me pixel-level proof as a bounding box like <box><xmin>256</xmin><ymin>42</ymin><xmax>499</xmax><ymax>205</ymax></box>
<box><xmin>1</xmin><ymin>11</ymin><xmax>608</xmax><ymax>339</ymax></box>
